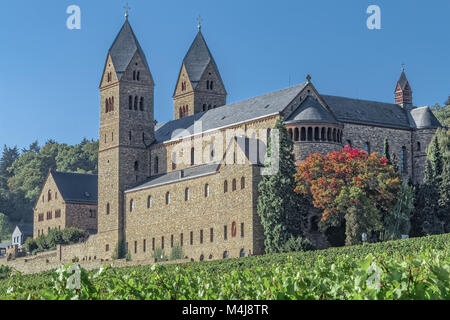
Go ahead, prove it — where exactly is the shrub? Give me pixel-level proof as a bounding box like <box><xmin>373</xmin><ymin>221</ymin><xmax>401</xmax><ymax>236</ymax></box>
<box><xmin>47</xmin><ymin>229</ymin><xmax>64</xmax><ymax>247</ymax></box>
<box><xmin>281</xmin><ymin>236</ymin><xmax>315</xmax><ymax>253</ymax></box>
<box><xmin>152</xmin><ymin>248</ymin><xmax>167</xmax><ymax>262</ymax></box>
<box><xmin>24</xmin><ymin>237</ymin><xmax>38</xmax><ymax>253</ymax></box>
<box><xmin>170</xmin><ymin>244</ymin><xmax>183</xmax><ymax>260</ymax></box>
<box><xmin>61</xmin><ymin>228</ymin><xmax>86</xmax><ymax>244</ymax></box>
<box><xmin>112</xmin><ymin>239</ymin><xmax>126</xmax><ymax>260</ymax></box>
<box><xmin>0</xmin><ymin>265</ymin><xmax>11</xmax><ymax>280</ymax></box>
<box><xmin>35</xmin><ymin>235</ymin><xmax>49</xmax><ymax>251</ymax></box>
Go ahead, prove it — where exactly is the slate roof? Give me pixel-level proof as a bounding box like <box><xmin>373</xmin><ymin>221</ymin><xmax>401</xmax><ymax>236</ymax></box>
<box><xmin>410</xmin><ymin>107</ymin><xmax>442</xmax><ymax>129</ymax></box>
<box><xmin>108</xmin><ymin>20</ymin><xmax>150</xmax><ymax>80</ymax></box>
<box><xmin>51</xmin><ymin>171</ymin><xmax>98</xmax><ymax>204</ymax></box>
<box><xmin>322</xmin><ymin>95</ymin><xmax>413</xmax><ymax>129</ymax></box>
<box><xmin>155</xmin><ymin>83</ymin><xmax>307</xmax><ymax>143</ymax></box>
<box><xmin>397</xmin><ymin>70</ymin><xmax>409</xmax><ymax>90</ymax></box>
<box><xmin>126</xmin><ymin>162</ymin><xmax>221</xmax><ymax>192</ymax></box>
<box><xmin>285</xmin><ymin>96</ymin><xmax>339</xmax><ymax>124</ymax></box>
<box><xmin>182</xmin><ymin>31</ymin><xmax>221</xmax><ymax>89</ymax></box>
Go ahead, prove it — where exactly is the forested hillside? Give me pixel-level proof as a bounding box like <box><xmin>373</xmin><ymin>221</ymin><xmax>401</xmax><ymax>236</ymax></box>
<box><xmin>0</xmin><ymin>139</ymin><xmax>98</xmax><ymax>232</ymax></box>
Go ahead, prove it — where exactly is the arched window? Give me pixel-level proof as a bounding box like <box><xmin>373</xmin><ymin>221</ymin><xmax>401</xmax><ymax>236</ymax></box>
<box><xmin>165</xmin><ymin>192</ymin><xmax>171</xmax><ymax>205</ymax></box>
<box><xmin>140</xmin><ymin>97</ymin><xmax>144</xmax><ymax>111</ymax></box>
<box><xmin>203</xmin><ymin>104</ymin><xmax>206</xmax><ymax>111</ymax></box>
<box><xmin>190</xmin><ymin>147</ymin><xmax>195</xmax><ymax>165</ymax></box>
<box><xmin>332</xmin><ymin>128</ymin><xmax>337</xmax><ymax>142</ymax></box>
<box><xmin>111</xmin><ymin>97</ymin><xmax>114</xmax><ymax>111</ymax></box>
<box><xmin>200</xmin><ymin>254</ymin><xmax>204</xmax><ymax>261</ymax></box>
<box><xmin>129</xmin><ymin>199</ymin><xmax>135</xmax><ymax>212</ymax></box>
<box><xmin>210</xmin><ymin>144</ymin><xmax>215</xmax><ymax>160</ymax></box>
<box><xmin>401</xmin><ymin>146</ymin><xmax>407</xmax><ymax>174</ymax></box>
<box><xmin>179</xmin><ymin>107</ymin><xmax>182</xmax><ymax>118</ymax></box>
<box><xmin>154</xmin><ymin>156</ymin><xmax>159</xmax><ymax>174</ymax></box>
<box><xmin>307</xmin><ymin>127</ymin><xmax>313</xmax><ymax>141</ymax></box>
<box><xmin>185</xmin><ymin>105</ymin><xmax>189</xmax><ymax>116</ymax></box>
<box><xmin>105</xmin><ymin>98</ymin><xmax>109</xmax><ymax>113</ymax></box>
<box><xmin>206</xmin><ymin>80</ymin><xmax>210</xmax><ymax>90</ymax></box>
<box><xmin>232</xmin><ymin>179</ymin><xmax>237</xmax><ymax>191</ymax></box>
<box><xmin>327</xmin><ymin>128</ymin><xmax>332</xmax><ymax>141</ymax></box>
<box><xmin>223</xmin><ymin>251</ymin><xmax>229</xmax><ymax>259</ymax></box>
<box><xmin>106</xmin><ymin>203</ymin><xmax>110</xmax><ymax>215</ymax></box>
<box><xmin>208</xmin><ymin>104</ymin><xmax>211</xmax><ymax>110</ymax></box>
<box><xmin>133</xmin><ymin>70</ymin><xmax>136</xmax><ymax>80</ymax></box>
<box><xmin>172</xmin><ymin>152</ymin><xmax>177</xmax><ymax>170</ymax></box>
<box><xmin>294</xmin><ymin>128</ymin><xmax>299</xmax><ymax>141</ymax></box>
<box><xmin>364</xmin><ymin>142</ymin><xmax>370</xmax><ymax>154</ymax></box>
<box><xmin>231</xmin><ymin>221</ymin><xmax>237</xmax><ymax>237</ymax></box>
<box><xmin>321</xmin><ymin>127</ymin><xmax>326</xmax><ymax>141</ymax></box>
<box><xmin>417</xmin><ymin>141</ymin><xmax>421</xmax><ymax>151</ymax></box>
<box><xmin>136</xmin><ymin>71</ymin><xmax>140</xmax><ymax>81</ymax></box>
<box><xmin>147</xmin><ymin>196</ymin><xmax>152</xmax><ymax>209</ymax></box>
<box><xmin>314</xmin><ymin>127</ymin><xmax>319</xmax><ymax>141</ymax></box>
<box><xmin>48</xmin><ymin>190</ymin><xmax>52</xmax><ymax>201</ymax></box>
<box><xmin>134</xmin><ymin>161</ymin><xmax>139</xmax><ymax>172</ymax></box>
<box><xmin>185</xmin><ymin>188</ymin><xmax>190</xmax><ymax>201</ymax></box>
<box><xmin>288</xmin><ymin>128</ymin><xmax>293</xmax><ymax>140</ymax></box>
<box><xmin>129</xmin><ymin>96</ymin><xmax>132</xmax><ymax>110</ymax></box>
<box><xmin>205</xmin><ymin>184</ymin><xmax>210</xmax><ymax>197</ymax></box>
<box><xmin>210</xmin><ymin>81</ymin><xmax>214</xmax><ymax>90</ymax></box>
<box><xmin>134</xmin><ymin>96</ymin><xmax>138</xmax><ymax>110</ymax></box>
<box><xmin>239</xmin><ymin>248</ymin><xmax>245</xmax><ymax>257</ymax></box>
<box><xmin>224</xmin><ymin>180</ymin><xmax>228</xmax><ymax>193</ymax></box>
<box><xmin>241</xmin><ymin>177</ymin><xmax>245</xmax><ymax>189</ymax></box>
<box><xmin>301</xmin><ymin>127</ymin><xmax>306</xmax><ymax>141</ymax></box>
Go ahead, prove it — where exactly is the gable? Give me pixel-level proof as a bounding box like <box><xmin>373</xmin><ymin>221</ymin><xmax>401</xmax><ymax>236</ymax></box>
<box><xmin>173</xmin><ymin>63</ymin><xmax>194</xmax><ymax>97</ymax></box>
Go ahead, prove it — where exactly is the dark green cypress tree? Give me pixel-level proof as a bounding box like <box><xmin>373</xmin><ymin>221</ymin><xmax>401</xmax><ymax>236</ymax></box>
<box><xmin>383</xmin><ymin>138</ymin><xmax>391</xmax><ymax>163</ymax></box>
<box><xmin>257</xmin><ymin>117</ymin><xmax>308</xmax><ymax>253</ymax></box>
<box><xmin>428</xmin><ymin>135</ymin><xmax>443</xmax><ymax>180</ymax></box>
<box><xmin>438</xmin><ymin>161</ymin><xmax>450</xmax><ymax>232</ymax></box>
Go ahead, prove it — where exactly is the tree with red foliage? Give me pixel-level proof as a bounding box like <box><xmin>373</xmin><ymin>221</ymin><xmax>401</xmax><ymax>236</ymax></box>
<box><xmin>294</xmin><ymin>146</ymin><xmax>401</xmax><ymax>245</ymax></box>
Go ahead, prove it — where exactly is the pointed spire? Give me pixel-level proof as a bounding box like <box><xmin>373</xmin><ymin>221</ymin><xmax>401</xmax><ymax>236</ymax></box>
<box><xmin>182</xmin><ymin>31</ymin><xmax>220</xmax><ymax>89</ymax></box>
<box><xmin>395</xmin><ymin>65</ymin><xmax>413</xmax><ymax>108</ymax></box>
<box><xmin>108</xmin><ymin>19</ymin><xmax>150</xmax><ymax>80</ymax></box>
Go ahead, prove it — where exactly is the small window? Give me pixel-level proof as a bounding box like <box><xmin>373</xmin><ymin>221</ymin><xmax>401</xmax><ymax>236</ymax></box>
<box><xmin>231</xmin><ymin>221</ymin><xmax>237</xmax><ymax>238</ymax></box>
<box><xmin>210</xmin><ymin>144</ymin><xmax>215</xmax><ymax>160</ymax></box>
<box><xmin>232</xmin><ymin>179</ymin><xmax>237</xmax><ymax>191</ymax></box>
<box><xmin>152</xmin><ymin>238</ymin><xmax>155</xmax><ymax>251</ymax></box>
<box><xmin>190</xmin><ymin>231</ymin><xmax>193</xmax><ymax>245</ymax></box>
<box><xmin>161</xmin><ymin>236</ymin><xmax>164</xmax><ymax>249</ymax></box>
<box><xmin>417</xmin><ymin>141</ymin><xmax>421</xmax><ymax>151</ymax></box>
<box><xmin>140</xmin><ymin>97</ymin><xmax>144</xmax><ymax>111</ymax></box>
<box><xmin>210</xmin><ymin>228</ymin><xmax>214</xmax><ymax>242</ymax></box>
<box><xmin>48</xmin><ymin>190</ymin><xmax>52</xmax><ymax>201</ymax></box>
<box><xmin>224</xmin><ymin>180</ymin><xmax>228</xmax><ymax>193</ymax></box>
<box><xmin>401</xmin><ymin>146</ymin><xmax>407</xmax><ymax>174</ymax></box>
<box><xmin>241</xmin><ymin>177</ymin><xmax>245</xmax><ymax>189</ymax></box>
<box><xmin>223</xmin><ymin>251</ymin><xmax>229</xmax><ymax>259</ymax></box>
<box><xmin>239</xmin><ymin>248</ymin><xmax>245</xmax><ymax>257</ymax></box>
<box><xmin>154</xmin><ymin>156</ymin><xmax>159</xmax><ymax>174</ymax></box>
<box><xmin>134</xmin><ymin>161</ymin><xmax>139</xmax><ymax>172</ymax></box>
<box><xmin>364</xmin><ymin>142</ymin><xmax>370</xmax><ymax>154</ymax></box>
<box><xmin>241</xmin><ymin>223</ymin><xmax>244</xmax><ymax>238</ymax></box>
<box><xmin>180</xmin><ymin>233</ymin><xmax>184</xmax><ymax>246</ymax></box>
<box><xmin>224</xmin><ymin>225</ymin><xmax>228</xmax><ymax>240</ymax></box>
<box><xmin>185</xmin><ymin>188</ymin><xmax>190</xmax><ymax>201</ymax></box>
<box><xmin>166</xmin><ymin>192</ymin><xmax>171</xmax><ymax>205</ymax></box>
<box><xmin>190</xmin><ymin>147</ymin><xmax>195</xmax><ymax>165</ymax></box>
<box><xmin>130</xmin><ymin>199</ymin><xmax>135</xmax><ymax>212</ymax></box>
<box><xmin>171</xmin><ymin>235</ymin><xmax>174</xmax><ymax>248</ymax></box>
<box><xmin>134</xmin><ymin>241</ymin><xmax>137</xmax><ymax>254</ymax></box>
<box><xmin>134</xmin><ymin>96</ymin><xmax>138</xmax><ymax>110</ymax></box>
<box><xmin>106</xmin><ymin>244</ymin><xmax>109</xmax><ymax>252</ymax></box>
<box><xmin>147</xmin><ymin>196</ymin><xmax>152</xmax><ymax>209</ymax></box>
<box><xmin>204</xmin><ymin>184</ymin><xmax>210</xmax><ymax>197</ymax></box>
<box><xmin>143</xmin><ymin>239</ymin><xmax>146</xmax><ymax>252</ymax></box>
<box><xmin>129</xmin><ymin>96</ymin><xmax>132</xmax><ymax>110</ymax></box>
<box><xmin>200</xmin><ymin>254</ymin><xmax>204</xmax><ymax>261</ymax></box>
<box><xmin>200</xmin><ymin>229</ymin><xmax>203</xmax><ymax>244</ymax></box>
<box><xmin>172</xmin><ymin>152</ymin><xmax>177</xmax><ymax>170</ymax></box>
<box><xmin>106</xmin><ymin>203</ymin><xmax>110</xmax><ymax>215</ymax></box>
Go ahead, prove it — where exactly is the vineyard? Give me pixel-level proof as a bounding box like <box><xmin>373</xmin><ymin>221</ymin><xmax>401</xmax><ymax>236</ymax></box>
<box><xmin>0</xmin><ymin>233</ymin><xmax>449</xmax><ymax>300</ymax></box>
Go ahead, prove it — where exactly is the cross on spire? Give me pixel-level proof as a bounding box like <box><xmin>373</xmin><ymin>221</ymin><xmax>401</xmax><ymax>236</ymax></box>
<box><xmin>401</xmin><ymin>63</ymin><xmax>406</xmax><ymax>72</ymax></box>
<box><xmin>124</xmin><ymin>3</ymin><xmax>131</xmax><ymax>19</ymax></box>
<box><xmin>197</xmin><ymin>15</ymin><xmax>203</xmax><ymax>30</ymax></box>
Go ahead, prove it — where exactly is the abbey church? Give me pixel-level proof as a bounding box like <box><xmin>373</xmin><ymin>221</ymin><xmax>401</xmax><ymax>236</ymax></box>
<box><xmin>30</xmin><ymin>17</ymin><xmax>441</xmax><ymax>263</ymax></box>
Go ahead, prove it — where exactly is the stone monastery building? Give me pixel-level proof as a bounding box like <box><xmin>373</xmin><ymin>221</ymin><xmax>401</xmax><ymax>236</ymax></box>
<box><xmin>33</xmin><ymin>18</ymin><xmax>441</xmax><ymax>262</ymax></box>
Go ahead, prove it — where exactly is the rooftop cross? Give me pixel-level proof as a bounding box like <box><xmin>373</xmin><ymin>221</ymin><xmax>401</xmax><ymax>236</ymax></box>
<box><xmin>197</xmin><ymin>15</ymin><xmax>203</xmax><ymax>30</ymax></box>
<box><xmin>401</xmin><ymin>63</ymin><xmax>406</xmax><ymax>72</ymax></box>
<box><xmin>124</xmin><ymin>3</ymin><xmax>131</xmax><ymax>19</ymax></box>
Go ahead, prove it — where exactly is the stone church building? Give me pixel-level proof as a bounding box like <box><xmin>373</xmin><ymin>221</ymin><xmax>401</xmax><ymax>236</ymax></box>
<box><xmin>33</xmin><ymin>18</ymin><xmax>441</xmax><ymax>262</ymax></box>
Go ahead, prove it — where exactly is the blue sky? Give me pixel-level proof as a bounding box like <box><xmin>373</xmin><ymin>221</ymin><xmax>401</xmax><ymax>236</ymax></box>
<box><xmin>0</xmin><ymin>0</ymin><xmax>449</xmax><ymax>152</ymax></box>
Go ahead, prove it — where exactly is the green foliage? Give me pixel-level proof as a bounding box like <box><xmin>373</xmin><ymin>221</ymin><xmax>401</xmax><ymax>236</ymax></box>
<box><xmin>383</xmin><ymin>138</ymin><xmax>391</xmax><ymax>164</ymax></box>
<box><xmin>24</xmin><ymin>228</ymin><xmax>86</xmax><ymax>253</ymax></box>
<box><xmin>0</xmin><ymin>266</ymin><xmax>11</xmax><ymax>280</ymax></box>
<box><xmin>0</xmin><ymin>139</ymin><xmax>98</xmax><ymax>224</ymax></box>
<box><xmin>24</xmin><ymin>237</ymin><xmax>38</xmax><ymax>253</ymax></box>
<box><xmin>152</xmin><ymin>248</ymin><xmax>167</xmax><ymax>262</ymax></box>
<box><xmin>281</xmin><ymin>236</ymin><xmax>315</xmax><ymax>253</ymax></box>
<box><xmin>431</xmin><ymin>102</ymin><xmax>450</xmax><ymax>127</ymax></box>
<box><xmin>383</xmin><ymin>183</ymin><xmax>414</xmax><ymax>240</ymax></box>
<box><xmin>0</xmin><ymin>213</ymin><xmax>12</xmax><ymax>241</ymax></box>
<box><xmin>257</xmin><ymin>118</ymin><xmax>310</xmax><ymax>253</ymax></box>
<box><xmin>112</xmin><ymin>239</ymin><xmax>126</xmax><ymax>260</ymax></box>
<box><xmin>170</xmin><ymin>244</ymin><xmax>184</xmax><ymax>260</ymax></box>
<box><xmin>125</xmin><ymin>250</ymin><xmax>132</xmax><ymax>262</ymax></box>
<box><xmin>1</xmin><ymin>234</ymin><xmax>448</xmax><ymax>300</ymax></box>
